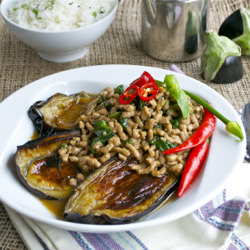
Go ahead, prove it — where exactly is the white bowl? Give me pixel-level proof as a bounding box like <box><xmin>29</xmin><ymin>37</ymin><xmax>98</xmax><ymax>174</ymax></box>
<box><xmin>0</xmin><ymin>0</ymin><xmax>118</xmax><ymax>63</ymax></box>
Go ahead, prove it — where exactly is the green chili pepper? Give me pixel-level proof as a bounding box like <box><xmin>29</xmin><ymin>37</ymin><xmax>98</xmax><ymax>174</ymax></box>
<box><xmin>184</xmin><ymin>90</ymin><xmax>244</xmax><ymax>141</ymax></box>
<box><xmin>156</xmin><ymin>76</ymin><xmax>190</xmax><ymax>118</ymax></box>
<box><xmin>156</xmin><ymin>78</ymin><xmax>244</xmax><ymax>141</ymax></box>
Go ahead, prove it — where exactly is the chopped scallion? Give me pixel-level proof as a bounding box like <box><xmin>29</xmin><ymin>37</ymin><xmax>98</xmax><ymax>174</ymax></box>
<box><xmin>21</xmin><ymin>4</ymin><xmax>30</xmax><ymax>10</ymax></box>
<box><xmin>55</xmin><ymin>16</ymin><xmax>60</xmax><ymax>24</ymax></box>
<box><xmin>32</xmin><ymin>9</ymin><xmax>42</xmax><ymax>19</ymax></box>
<box><xmin>47</xmin><ymin>5</ymin><xmax>54</xmax><ymax>10</ymax></box>
<box><xmin>99</xmin><ymin>7</ymin><xmax>105</xmax><ymax>14</ymax></box>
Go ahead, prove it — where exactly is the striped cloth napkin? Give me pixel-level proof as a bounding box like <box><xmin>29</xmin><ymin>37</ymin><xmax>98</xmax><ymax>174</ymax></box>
<box><xmin>4</xmin><ymin>65</ymin><xmax>250</xmax><ymax>250</ymax></box>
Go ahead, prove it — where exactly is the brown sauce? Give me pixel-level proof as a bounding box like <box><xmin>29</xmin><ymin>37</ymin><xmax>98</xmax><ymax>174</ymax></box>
<box><xmin>39</xmin><ymin>193</ymin><xmax>177</xmax><ymax>221</ymax></box>
<box><xmin>31</xmin><ymin>130</ymin><xmax>40</xmax><ymax>140</ymax></box>
<box><xmin>39</xmin><ymin>199</ymin><xmax>68</xmax><ymax>219</ymax></box>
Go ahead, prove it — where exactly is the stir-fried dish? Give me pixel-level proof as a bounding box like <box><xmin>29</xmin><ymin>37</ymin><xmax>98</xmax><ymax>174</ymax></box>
<box><xmin>59</xmin><ymin>80</ymin><xmax>203</xmax><ymax>183</ymax></box>
<box><xmin>14</xmin><ymin>71</ymin><xmax>244</xmax><ymax>224</ymax></box>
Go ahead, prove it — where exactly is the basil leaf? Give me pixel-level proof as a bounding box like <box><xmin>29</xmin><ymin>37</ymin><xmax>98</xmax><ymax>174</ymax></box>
<box><xmin>108</xmin><ymin>111</ymin><xmax>122</xmax><ymax>119</ymax></box>
<box><xmin>114</xmin><ymin>85</ymin><xmax>124</xmax><ymax>95</ymax></box>
<box><xmin>170</xmin><ymin>117</ymin><xmax>181</xmax><ymax>129</ymax></box>
<box><xmin>149</xmin><ymin>136</ymin><xmax>177</xmax><ymax>151</ymax></box>
<box><xmin>119</xmin><ymin>117</ymin><xmax>128</xmax><ymax>130</ymax></box>
<box><xmin>94</xmin><ymin>120</ymin><xmax>114</xmax><ymax>139</ymax></box>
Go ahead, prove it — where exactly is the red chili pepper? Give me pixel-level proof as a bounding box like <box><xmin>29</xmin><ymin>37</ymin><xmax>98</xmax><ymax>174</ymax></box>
<box><xmin>163</xmin><ymin>108</ymin><xmax>216</xmax><ymax>155</ymax></box>
<box><xmin>177</xmin><ymin>139</ymin><xmax>209</xmax><ymax>197</ymax></box>
<box><xmin>130</xmin><ymin>71</ymin><xmax>155</xmax><ymax>88</ymax></box>
<box><xmin>119</xmin><ymin>71</ymin><xmax>158</xmax><ymax>104</ymax></box>
<box><xmin>138</xmin><ymin>82</ymin><xmax>159</xmax><ymax>102</ymax></box>
<box><xmin>119</xmin><ymin>84</ymin><xmax>139</xmax><ymax>105</ymax></box>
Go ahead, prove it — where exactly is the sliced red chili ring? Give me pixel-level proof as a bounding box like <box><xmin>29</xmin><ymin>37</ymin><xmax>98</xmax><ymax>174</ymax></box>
<box><xmin>130</xmin><ymin>71</ymin><xmax>156</xmax><ymax>88</ymax></box>
<box><xmin>138</xmin><ymin>82</ymin><xmax>159</xmax><ymax>102</ymax></box>
<box><xmin>119</xmin><ymin>84</ymin><xmax>139</xmax><ymax>105</ymax></box>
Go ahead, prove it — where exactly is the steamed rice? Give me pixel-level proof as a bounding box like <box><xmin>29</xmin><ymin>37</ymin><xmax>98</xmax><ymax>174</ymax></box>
<box><xmin>8</xmin><ymin>0</ymin><xmax>115</xmax><ymax>31</ymax></box>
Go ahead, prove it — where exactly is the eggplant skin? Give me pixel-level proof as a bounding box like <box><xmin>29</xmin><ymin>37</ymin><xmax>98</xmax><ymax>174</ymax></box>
<box><xmin>28</xmin><ymin>92</ymin><xmax>96</xmax><ymax>137</ymax></box>
<box><xmin>15</xmin><ymin>130</ymin><xmax>81</xmax><ymax>200</ymax></box>
<box><xmin>212</xmin><ymin>56</ymin><xmax>243</xmax><ymax>84</ymax></box>
<box><xmin>64</xmin><ymin>157</ymin><xmax>178</xmax><ymax>224</ymax></box>
<box><xmin>218</xmin><ymin>10</ymin><xmax>243</xmax><ymax>39</ymax></box>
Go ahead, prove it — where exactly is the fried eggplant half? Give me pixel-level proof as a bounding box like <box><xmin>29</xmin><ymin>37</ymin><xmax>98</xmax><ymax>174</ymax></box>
<box><xmin>64</xmin><ymin>157</ymin><xmax>178</xmax><ymax>224</ymax></box>
<box><xmin>15</xmin><ymin>130</ymin><xmax>81</xmax><ymax>200</ymax></box>
<box><xmin>28</xmin><ymin>92</ymin><xmax>97</xmax><ymax>136</ymax></box>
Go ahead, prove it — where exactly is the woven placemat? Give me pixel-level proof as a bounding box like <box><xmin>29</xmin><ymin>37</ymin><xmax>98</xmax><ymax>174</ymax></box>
<box><xmin>0</xmin><ymin>0</ymin><xmax>249</xmax><ymax>249</ymax></box>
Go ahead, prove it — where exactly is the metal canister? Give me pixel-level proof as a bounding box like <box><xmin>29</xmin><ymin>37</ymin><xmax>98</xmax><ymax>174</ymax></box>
<box><xmin>141</xmin><ymin>0</ymin><xmax>209</xmax><ymax>62</ymax></box>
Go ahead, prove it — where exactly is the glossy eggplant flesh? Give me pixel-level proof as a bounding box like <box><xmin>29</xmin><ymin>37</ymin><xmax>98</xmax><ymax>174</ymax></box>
<box><xmin>212</xmin><ymin>56</ymin><xmax>243</xmax><ymax>83</ymax></box>
<box><xmin>219</xmin><ymin>9</ymin><xmax>243</xmax><ymax>39</ymax></box>
<box><xmin>15</xmin><ymin>130</ymin><xmax>81</xmax><ymax>200</ymax></box>
<box><xmin>64</xmin><ymin>157</ymin><xmax>178</xmax><ymax>224</ymax></box>
<box><xmin>28</xmin><ymin>92</ymin><xmax>97</xmax><ymax>137</ymax></box>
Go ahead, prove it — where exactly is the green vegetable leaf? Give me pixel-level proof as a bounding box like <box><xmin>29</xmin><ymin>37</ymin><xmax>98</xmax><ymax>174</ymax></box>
<box><xmin>114</xmin><ymin>85</ymin><xmax>124</xmax><ymax>95</ymax></box>
<box><xmin>91</xmin><ymin>137</ymin><xmax>103</xmax><ymax>153</ymax></box>
<box><xmin>163</xmin><ymin>75</ymin><xmax>190</xmax><ymax>118</ymax></box>
<box><xmin>108</xmin><ymin>111</ymin><xmax>122</xmax><ymax>119</ymax></box>
<box><xmin>123</xmin><ymin>139</ymin><xmax>134</xmax><ymax>145</ymax></box>
<box><xmin>170</xmin><ymin>117</ymin><xmax>181</xmax><ymax>129</ymax></box>
<box><xmin>119</xmin><ymin>117</ymin><xmax>128</xmax><ymax>130</ymax></box>
<box><xmin>149</xmin><ymin>136</ymin><xmax>177</xmax><ymax>151</ymax></box>
<box><xmin>91</xmin><ymin>120</ymin><xmax>114</xmax><ymax>153</ymax></box>
<box><xmin>94</xmin><ymin>120</ymin><xmax>114</xmax><ymax>139</ymax></box>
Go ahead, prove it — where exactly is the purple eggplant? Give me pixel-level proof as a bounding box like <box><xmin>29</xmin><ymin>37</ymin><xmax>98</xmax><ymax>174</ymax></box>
<box><xmin>64</xmin><ymin>157</ymin><xmax>178</xmax><ymax>224</ymax></box>
<box><xmin>28</xmin><ymin>92</ymin><xmax>97</xmax><ymax>137</ymax></box>
<box><xmin>15</xmin><ymin>130</ymin><xmax>81</xmax><ymax>200</ymax></box>
<box><xmin>201</xmin><ymin>30</ymin><xmax>243</xmax><ymax>83</ymax></box>
<box><xmin>219</xmin><ymin>7</ymin><xmax>250</xmax><ymax>55</ymax></box>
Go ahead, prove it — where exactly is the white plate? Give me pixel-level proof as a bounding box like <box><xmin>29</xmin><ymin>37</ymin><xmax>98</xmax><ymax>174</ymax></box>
<box><xmin>0</xmin><ymin>65</ymin><xmax>246</xmax><ymax>233</ymax></box>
